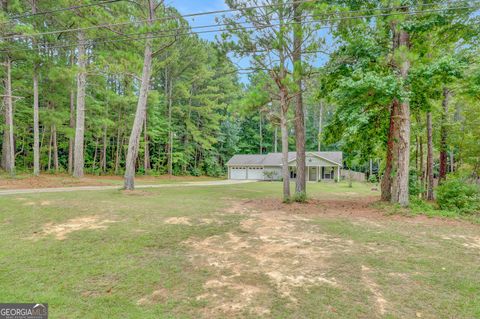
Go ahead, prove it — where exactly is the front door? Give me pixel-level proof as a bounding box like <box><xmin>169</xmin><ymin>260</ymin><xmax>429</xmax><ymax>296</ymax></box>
<box><xmin>308</xmin><ymin>167</ymin><xmax>317</xmax><ymax>181</ymax></box>
<box><xmin>322</xmin><ymin>167</ymin><xmax>334</xmax><ymax>180</ymax></box>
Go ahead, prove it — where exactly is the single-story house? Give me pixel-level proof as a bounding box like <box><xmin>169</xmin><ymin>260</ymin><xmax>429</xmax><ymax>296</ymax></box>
<box><xmin>227</xmin><ymin>151</ymin><xmax>343</xmax><ymax>182</ymax></box>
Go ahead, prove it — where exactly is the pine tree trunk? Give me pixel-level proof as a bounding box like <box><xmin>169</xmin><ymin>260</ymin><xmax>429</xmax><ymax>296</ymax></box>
<box><xmin>280</xmin><ymin>88</ymin><xmax>290</xmax><ymax>201</ymax></box>
<box><xmin>167</xmin><ymin>77</ymin><xmax>173</xmax><ymax>175</ymax></box>
<box><xmin>419</xmin><ymin>136</ymin><xmax>424</xmax><ymax>197</ymax></box>
<box><xmin>73</xmin><ymin>31</ymin><xmax>87</xmax><ymax>178</ymax></box>
<box><xmin>415</xmin><ymin>135</ymin><xmax>419</xmax><ymax>173</ymax></box>
<box><xmin>450</xmin><ymin>150</ymin><xmax>454</xmax><ymax>173</ymax></box>
<box><xmin>318</xmin><ymin>101</ymin><xmax>323</xmax><ymax>152</ymax></box>
<box><xmin>391</xmin><ymin>30</ymin><xmax>411</xmax><ymax>207</ymax></box>
<box><xmin>259</xmin><ymin>114</ymin><xmax>263</xmax><ymax>154</ymax></box>
<box><xmin>39</xmin><ymin>124</ymin><xmax>45</xmax><ymax>170</ymax></box>
<box><xmin>369</xmin><ymin>159</ymin><xmax>373</xmax><ymax>178</ymax></box>
<box><xmin>52</xmin><ymin>124</ymin><xmax>59</xmax><ymax>172</ymax></box>
<box><xmin>439</xmin><ymin>87</ymin><xmax>450</xmax><ymax>182</ymax></box>
<box><xmin>274</xmin><ymin>126</ymin><xmax>278</xmax><ymax>153</ymax></box>
<box><xmin>92</xmin><ymin>137</ymin><xmax>98</xmax><ymax>173</ymax></box>
<box><xmin>33</xmin><ymin>67</ymin><xmax>40</xmax><ymax>176</ymax></box>
<box><xmin>115</xmin><ymin>126</ymin><xmax>122</xmax><ymax>175</ymax></box>
<box><xmin>101</xmin><ymin>125</ymin><xmax>107</xmax><ymax>173</ymax></box>
<box><xmin>1</xmin><ymin>123</ymin><xmax>7</xmax><ymax>169</ymax></box>
<box><xmin>31</xmin><ymin>0</ymin><xmax>40</xmax><ymax>176</ymax></box>
<box><xmin>381</xmin><ymin>100</ymin><xmax>398</xmax><ymax>201</ymax></box>
<box><xmin>68</xmin><ymin>53</ymin><xmax>75</xmax><ymax>174</ymax></box>
<box><xmin>144</xmin><ymin>113</ymin><xmax>151</xmax><ymax>171</ymax></box>
<box><xmin>293</xmin><ymin>1</ymin><xmax>306</xmax><ymax>196</ymax></box>
<box><xmin>3</xmin><ymin>57</ymin><xmax>15</xmax><ymax>175</ymax></box>
<box><xmin>124</xmin><ymin>0</ymin><xmax>154</xmax><ymax>190</ymax></box>
<box><xmin>47</xmin><ymin>126</ymin><xmax>52</xmax><ymax>171</ymax></box>
<box><xmin>426</xmin><ymin>111</ymin><xmax>434</xmax><ymax>200</ymax></box>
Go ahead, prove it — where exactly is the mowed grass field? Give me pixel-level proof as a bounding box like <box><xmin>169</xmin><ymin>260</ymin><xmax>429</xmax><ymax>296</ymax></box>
<box><xmin>0</xmin><ymin>181</ymin><xmax>479</xmax><ymax>318</ymax></box>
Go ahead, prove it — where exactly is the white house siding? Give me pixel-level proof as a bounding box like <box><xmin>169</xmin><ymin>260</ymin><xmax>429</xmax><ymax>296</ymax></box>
<box><xmin>247</xmin><ymin>167</ymin><xmax>264</xmax><ymax>180</ymax></box>
<box><xmin>290</xmin><ymin>155</ymin><xmax>337</xmax><ymax>167</ymax></box>
<box><xmin>230</xmin><ymin>167</ymin><xmax>247</xmax><ymax>180</ymax></box>
<box><xmin>227</xmin><ymin>152</ymin><xmax>343</xmax><ymax>182</ymax></box>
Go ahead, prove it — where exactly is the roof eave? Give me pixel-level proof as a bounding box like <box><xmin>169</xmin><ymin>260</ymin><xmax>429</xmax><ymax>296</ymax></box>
<box><xmin>287</xmin><ymin>152</ymin><xmax>342</xmax><ymax>166</ymax></box>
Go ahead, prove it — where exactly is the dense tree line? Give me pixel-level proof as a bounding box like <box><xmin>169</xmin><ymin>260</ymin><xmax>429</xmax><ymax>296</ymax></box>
<box><xmin>1</xmin><ymin>0</ymin><xmax>479</xmax><ymax>206</ymax></box>
<box><xmin>234</xmin><ymin>0</ymin><xmax>480</xmax><ymax>206</ymax></box>
<box><xmin>0</xmin><ymin>0</ymin><xmax>241</xmax><ymax>184</ymax></box>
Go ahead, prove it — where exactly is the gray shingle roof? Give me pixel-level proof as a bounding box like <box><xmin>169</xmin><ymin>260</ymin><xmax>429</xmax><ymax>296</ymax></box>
<box><xmin>227</xmin><ymin>152</ymin><xmax>343</xmax><ymax>166</ymax></box>
<box><xmin>226</xmin><ymin>154</ymin><xmax>266</xmax><ymax>165</ymax></box>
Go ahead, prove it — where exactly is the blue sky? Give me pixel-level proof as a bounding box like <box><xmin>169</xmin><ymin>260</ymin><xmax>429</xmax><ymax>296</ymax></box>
<box><xmin>167</xmin><ymin>0</ymin><xmax>228</xmax><ymax>42</ymax></box>
<box><xmin>167</xmin><ymin>0</ymin><xmax>253</xmax><ymax>81</ymax></box>
<box><xmin>166</xmin><ymin>1</ymin><xmax>329</xmax><ymax>83</ymax></box>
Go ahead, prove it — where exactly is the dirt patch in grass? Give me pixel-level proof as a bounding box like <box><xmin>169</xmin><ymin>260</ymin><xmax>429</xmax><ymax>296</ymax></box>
<box><xmin>163</xmin><ymin>217</ymin><xmax>222</xmax><ymax>226</ymax></box>
<box><xmin>250</xmin><ymin>197</ymin><xmax>385</xmax><ymax>219</ymax></box>
<box><xmin>184</xmin><ymin>197</ymin><xmax>480</xmax><ymax>317</ymax></box>
<box><xmin>20</xmin><ymin>199</ymin><xmax>53</xmax><ymax>206</ymax></box>
<box><xmin>185</xmin><ymin>202</ymin><xmax>350</xmax><ymax>316</ymax></box>
<box><xmin>0</xmin><ymin>174</ymin><xmax>110</xmax><ymax>189</ymax></box>
<box><xmin>442</xmin><ymin>235</ymin><xmax>480</xmax><ymax>249</ymax></box>
<box><xmin>0</xmin><ymin>173</ymin><xmax>217</xmax><ymax>189</ymax></box>
<box><xmin>81</xmin><ymin>274</ymin><xmax>119</xmax><ymax>298</ymax></box>
<box><xmin>250</xmin><ymin>197</ymin><xmax>473</xmax><ymax>226</ymax></box>
<box><xmin>29</xmin><ymin>215</ymin><xmax>117</xmax><ymax>240</ymax></box>
<box><xmin>137</xmin><ymin>287</ymin><xmax>169</xmax><ymax>305</ymax></box>
<box><xmin>164</xmin><ymin>217</ymin><xmax>192</xmax><ymax>225</ymax></box>
<box><xmin>361</xmin><ymin>265</ymin><xmax>388</xmax><ymax>315</ymax></box>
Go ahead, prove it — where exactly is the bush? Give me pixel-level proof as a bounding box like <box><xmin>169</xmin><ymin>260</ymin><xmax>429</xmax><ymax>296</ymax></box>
<box><xmin>436</xmin><ymin>179</ymin><xmax>480</xmax><ymax>214</ymax></box>
<box><xmin>263</xmin><ymin>170</ymin><xmax>275</xmax><ymax>181</ymax></box>
<box><xmin>203</xmin><ymin>156</ymin><xmax>224</xmax><ymax>177</ymax></box>
<box><xmin>292</xmin><ymin>191</ymin><xmax>307</xmax><ymax>203</ymax></box>
<box><xmin>368</xmin><ymin>174</ymin><xmax>378</xmax><ymax>184</ymax></box>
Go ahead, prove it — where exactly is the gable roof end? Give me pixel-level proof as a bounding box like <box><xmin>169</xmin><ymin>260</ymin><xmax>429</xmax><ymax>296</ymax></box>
<box><xmin>288</xmin><ymin>152</ymin><xmax>343</xmax><ymax>166</ymax></box>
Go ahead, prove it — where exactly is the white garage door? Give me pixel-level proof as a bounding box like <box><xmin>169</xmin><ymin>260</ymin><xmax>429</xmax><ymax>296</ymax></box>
<box><xmin>247</xmin><ymin>167</ymin><xmax>264</xmax><ymax>180</ymax></box>
<box><xmin>230</xmin><ymin>167</ymin><xmax>247</xmax><ymax>180</ymax></box>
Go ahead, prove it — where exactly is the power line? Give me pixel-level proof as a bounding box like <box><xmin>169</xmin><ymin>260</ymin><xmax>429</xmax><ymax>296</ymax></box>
<box><xmin>0</xmin><ymin>0</ymin><xmax>315</xmax><ymax>30</ymax></box>
<box><xmin>2</xmin><ymin>13</ymin><xmax>331</xmax><ymax>46</ymax></box>
<box><xmin>1</xmin><ymin>4</ymin><xmax>475</xmax><ymax>53</ymax></box>
<box><xmin>0</xmin><ymin>4</ymin><xmax>477</xmax><ymax>54</ymax></box>
<box><xmin>1</xmin><ymin>0</ymin><xmax>475</xmax><ymax>41</ymax></box>
<box><xmin>4</xmin><ymin>0</ymin><xmax>124</xmax><ymax>21</ymax></box>
<box><xmin>0</xmin><ymin>19</ymin><xmax>319</xmax><ymax>54</ymax></box>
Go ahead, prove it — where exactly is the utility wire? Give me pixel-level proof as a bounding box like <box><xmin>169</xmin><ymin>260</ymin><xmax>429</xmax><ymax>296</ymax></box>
<box><xmin>0</xmin><ymin>0</ymin><xmax>317</xmax><ymax>29</ymax></box>
<box><xmin>2</xmin><ymin>13</ymin><xmax>331</xmax><ymax>45</ymax></box>
<box><xmin>1</xmin><ymin>0</ymin><xmax>476</xmax><ymax>40</ymax></box>
<box><xmin>1</xmin><ymin>4</ymin><xmax>475</xmax><ymax>53</ymax></box>
<box><xmin>0</xmin><ymin>4</ymin><xmax>477</xmax><ymax>53</ymax></box>
<box><xmin>5</xmin><ymin>0</ymin><xmax>124</xmax><ymax>21</ymax></box>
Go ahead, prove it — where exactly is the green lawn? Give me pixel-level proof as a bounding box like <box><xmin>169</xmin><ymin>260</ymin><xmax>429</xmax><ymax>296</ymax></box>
<box><xmin>0</xmin><ymin>182</ymin><xmax>478</xmax><ymax>318</ymax></box>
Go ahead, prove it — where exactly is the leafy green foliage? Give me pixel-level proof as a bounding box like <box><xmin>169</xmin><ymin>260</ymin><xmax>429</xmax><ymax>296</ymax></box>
<box><xmin>0</xmin><ymin>1</ymin><xmax>242</xmax><ymax>177</ymax></box>
<box><xmin>409</xmin><ymin>171</ymin><xmax>424</xmax><ymax>196</ymax></box>
<box><xmin>436</xmin><ymin>179</ymin><xmax>480</xmax><ymax>214</ymax></box>
<box><xmin>368</xmin><ymin>174</ymin><xmax>378</xmax><ymax>184</ymax></box>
